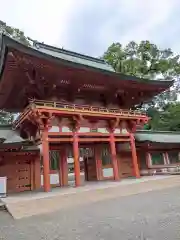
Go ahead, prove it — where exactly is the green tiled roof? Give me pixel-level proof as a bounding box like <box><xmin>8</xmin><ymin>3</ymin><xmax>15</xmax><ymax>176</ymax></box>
<box><xmin>0</xmin><ymin>129</ymin><xmax>20</xmax><ymax>143</ymax></box>
<box><xmin>34</xmin><ymin>42</ymin><xmax>115</xmax><ymax>72</ymax></box>
<box><xmin>135</xmin><ymin>131</ymin><xmax>180</xmax><ymax>143</ymax></box>
<box><xmin>0</xmin><ymin>125</ymin><xmax>23</xmax><ymax>143</ymax></box>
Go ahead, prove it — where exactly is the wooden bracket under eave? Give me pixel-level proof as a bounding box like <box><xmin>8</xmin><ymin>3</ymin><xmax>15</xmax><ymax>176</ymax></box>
<box><xmin>108</xmin><ymin>117</ymin><xmax>120</xmax><ymax>131</ymax></box>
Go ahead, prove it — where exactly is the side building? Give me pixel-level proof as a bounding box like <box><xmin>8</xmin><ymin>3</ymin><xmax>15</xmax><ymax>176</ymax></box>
<box><xmin>0</xmin><ymin>34</ymin><xmax>174</xmax><ymax>193</ymax></box>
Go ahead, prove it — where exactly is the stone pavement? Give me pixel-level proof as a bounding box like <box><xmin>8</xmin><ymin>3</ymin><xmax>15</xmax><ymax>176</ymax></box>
<box><xmin>2</xmin><ymin>175</ymin><xmax>180</xmax><ymax>219</ymax></box>
<box><xmin>1</xmin><ymin>185</ymin><xmax>180</xmax><ymax>239</ymax></box>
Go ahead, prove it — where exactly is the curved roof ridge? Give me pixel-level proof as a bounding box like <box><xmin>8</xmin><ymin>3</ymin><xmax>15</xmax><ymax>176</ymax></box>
<box><xmin>34</xmin><ymin>41</ymin><xmax>106</xmax><ymax>64</ymax></box>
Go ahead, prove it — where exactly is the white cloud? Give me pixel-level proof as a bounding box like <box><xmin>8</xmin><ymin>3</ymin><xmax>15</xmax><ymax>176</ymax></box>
<box><xmin>118</xmin><ymin>0</ymin><xmax>175</xmax><ymax>44</ymax></box>
<box><xmin>0</xmin><ymin>0</ymin><xmax>180</xmax><ymax>56</ymax></box>
<box><xmin>0</xmin><ymin>0</ymin><xmax>75</xmax><ymax>45</ymax></box>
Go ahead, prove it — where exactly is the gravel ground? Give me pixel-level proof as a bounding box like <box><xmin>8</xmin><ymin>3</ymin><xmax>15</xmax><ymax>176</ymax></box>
<box><xmin>1</xmin><ymin>187</ymin><xmax>180</xmax><ymax>239</ymax></box>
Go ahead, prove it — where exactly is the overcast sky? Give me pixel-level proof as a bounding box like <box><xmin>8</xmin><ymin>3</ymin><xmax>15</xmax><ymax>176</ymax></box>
<box><xmin>0</xmin><ymin>0</ymin><xmax>180</xmax><ymax>57</ymax></box>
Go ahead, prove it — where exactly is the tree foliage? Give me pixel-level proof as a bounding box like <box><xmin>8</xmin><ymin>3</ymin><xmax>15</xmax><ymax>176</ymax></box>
<box><xmin>0</xmin><ymin>111</ymin><xmax>14</xmax><ymax>125</ymax></box>
<box><xmin>104</xmin><ymin>41</ymin><xmax>180</xmax><ymax>79</ymax></box>
<box><xmin>103</xmin><ymin>41</ymin><xmax>180</xmax><ymax>131</ymax></box>
<box><xmin>147</xmin><ymin>103</ymin><xmax>180</xmax><ymax>131</ymax></box>
<box><xmin>0</xmin><ymin>20</ymin><xmax>31</xmax><ymax>125</ymax></box>
<box><xmin>0</xmin><ymin>20</ymin><xmax>30</xmax><ymax>46</ymax></box>
<box><xmin>103</xmin><ymin>41</ymin><xmax>180</xmax><ymax>107</ymax></box>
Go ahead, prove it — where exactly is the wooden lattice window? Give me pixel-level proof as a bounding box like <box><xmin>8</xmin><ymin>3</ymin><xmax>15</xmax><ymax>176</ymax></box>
<box><xmin>49</xmin><ymin>150</ymin><xmax>59</xmax><ymax>170</ymax></box>
<box><xmin>151</xmin><ymin>152</ymin><xmax>164</xmax><ymax>165</ymax></box>
<box><xmin>101</xmin><ymin>146</ymin><xmax>111</xmax><ymax>166</ymax></box>
<box><xmin>79</xmin><ymin>148</ymin><xmax>94</xmax><ymax>157</ymax></box>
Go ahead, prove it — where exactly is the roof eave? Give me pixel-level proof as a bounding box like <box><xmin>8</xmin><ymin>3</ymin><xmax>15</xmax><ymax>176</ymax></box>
<box><xmin>0</xmin><ymin>34</ymin><xmax>174</xmax><ymax>88</ymax></box>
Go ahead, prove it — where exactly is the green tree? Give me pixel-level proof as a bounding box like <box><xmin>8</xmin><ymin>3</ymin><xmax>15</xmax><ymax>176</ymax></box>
<box><xmin>103</xmin><ymin>41</ymin><xmax>180</xmax><ymax>109</ymax></box>
<box><xmin>0</xmin><ymin>20</ymin><xmax>31</xmax><ymax>124</ymax></box>
<box><xmin>0</xmin><ymin>20</ymin><xmax>30</xmax><ymax>46</ymax></box>
<box><xmin>103</xmin><ymin>41</ymin><xmax>180</xmax><ymax>130</ymax></box>
<box><xmin>149</xmin><ymin>103</ymin><xmax>180</xmax><ymax>131</ymax></box>
<box><xmin>0</xmin><ymin>111</ymin><xmax>14</xmax><ymax>125</ymax></box>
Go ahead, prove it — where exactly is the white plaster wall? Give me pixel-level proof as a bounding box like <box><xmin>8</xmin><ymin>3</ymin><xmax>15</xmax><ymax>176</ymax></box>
<box><xmin>62</xmin><ymin>127</ymin><xmax>71</xmax><ymax>132</ymax></box>
<box><xmin>114</xmin><ymin>128</ymin><xmax>120</xmax><ymax>133</ymax></box>
<box><xmin>41</xmin><ymin>174</ymin><xmax>60</xmax><ymax>186</ymax></box>
<box><xmin>48</xmin><ymin>125</ymin><xmax>122</xmax><ymax>134</ymax></box>
<box><xmin>48</xmin><ymin>126</ymin><xmax>60</xmax><ymax>132</ymax></box>
<box><xmin>41</xmin><ymin>173</ymin><xmax>85</xmax><ymax>186</ymax></box>
<box><xmin>102</xmin><ymin>168</ymin><xmax>113</xmax><ymax>177</ymax></box>
<box><xmin>97</xmin><ymin>128</ymin><xmax>109</xmax><ymax>133</ymax></box>
<box><xmin>78</xmin><ymin>127</ymin><xmax>90</xmax><ymax>133</ymax></box>
<box><xmin>67</xmin><ymin>157</ymin><xmax>83</xmax><ymax>164</ymax></box>
<box><xmin>121</xmin><ymin>128</ymin><xmax>128</xmax><ymax>134</ymax></box>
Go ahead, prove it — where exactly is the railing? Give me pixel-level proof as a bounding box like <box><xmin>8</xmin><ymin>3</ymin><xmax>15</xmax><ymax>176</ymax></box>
<box><xmin>13</xmin><ymin>104</ymin><xmax>32</xmax><ymax>128</ymax></box>
<box><xmin>29</xmin><ymin>99</ymin><xmax>147</xmax><ymax>116</ymax></box>
<box><xmin>13</xmin><ymin>99</ymin><xmax>148</xmax><ymax>128</ymax></box>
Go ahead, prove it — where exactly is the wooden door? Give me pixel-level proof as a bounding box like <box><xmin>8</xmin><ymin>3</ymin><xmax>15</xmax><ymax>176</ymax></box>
<box><xmin>85</xmin><ymin>156</ymin><xmax>97</xmax><ymax>181</ymax></box>
<box><xmin>118</xmin><ymin>152</ymin><xmax>133</xmax><ymax>178</ymax></box>
<box><xmin>0</xmin><ymin>157</ymin><xmax>32</xmax><ymax>193</ymax></box>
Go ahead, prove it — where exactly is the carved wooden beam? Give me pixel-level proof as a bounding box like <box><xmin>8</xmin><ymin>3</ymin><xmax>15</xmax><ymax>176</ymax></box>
<box><xmin>126</xmin><ymin>120</ymin><xmax>137</xmax><ymax>133</ymax></box>
<box><xmin>72</xmin><ymin>114</ymin><xmax>84</xmax><ymax>122</ymax></box>
<box><xmin>55</xmin><ymin>116</ymin><xmax>62</xmax><ymax>127</ymax></box>
<box><xmin>27</xmin><ymin>110</ymin><xmax>54</xmax><ymax>131</ymax></box>
<box><xmin>70</xmin><ymin>115</ymin><xmax>84</xmax><ymax>131</ymax></box>
<box><xmin>108</xmin><ymin>118</ymin><xmax>120</xmax><ymax>131</ymax></box>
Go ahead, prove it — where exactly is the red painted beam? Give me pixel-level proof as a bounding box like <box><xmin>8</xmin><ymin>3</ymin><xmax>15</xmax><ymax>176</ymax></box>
<box><xmin>48</xmin><ymin>132</ymin><xmax>130</xmax><ymax>137</ymax></box>
<box><xmin>48</xmin><ymin>137</ymin><xmax>130</xmax><ymax>142</ymax></box>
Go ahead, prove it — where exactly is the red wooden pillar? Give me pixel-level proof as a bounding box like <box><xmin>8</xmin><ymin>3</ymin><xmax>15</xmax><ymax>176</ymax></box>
<box><xmin>109</xmin><ymin>131</ymin><xmax>120</xmax><ymax>181</ymax></box>
<box><xmin>164</xmin><ymin>152</ymin><xmax>169</xmax><ymax>164</ymax></box>
<box><xmin>130</xmin><ymin>134</ymin><xmax>140</xmax><ymax>178</ymax></box>
<box><xmin>146</xmin><ymin>152</ymin><xmax>151</xmax><ymax>168</ymax></box>
<box><xmin>73</xmin><ymin>132</ymin><xmax>81</xmax><ymax>187</ymax></box>
<box><xmin>95</xmin><ymin>145</ymin><xmax>103</xmax><ymax>180</ymax></box>
<box><xmin>33</xmin><ymin>154</ymin><xmax>41</xmax><ymax>190</ymax></box>
<box><xmin>60</xmin><ymin>148</ymin><xmax>68</xmax><ymax>186</ymax></box>
<box><xmin>41</xmin><ymin>129</ymin><xmax>51</xmax><ymax>192</ymax></box>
